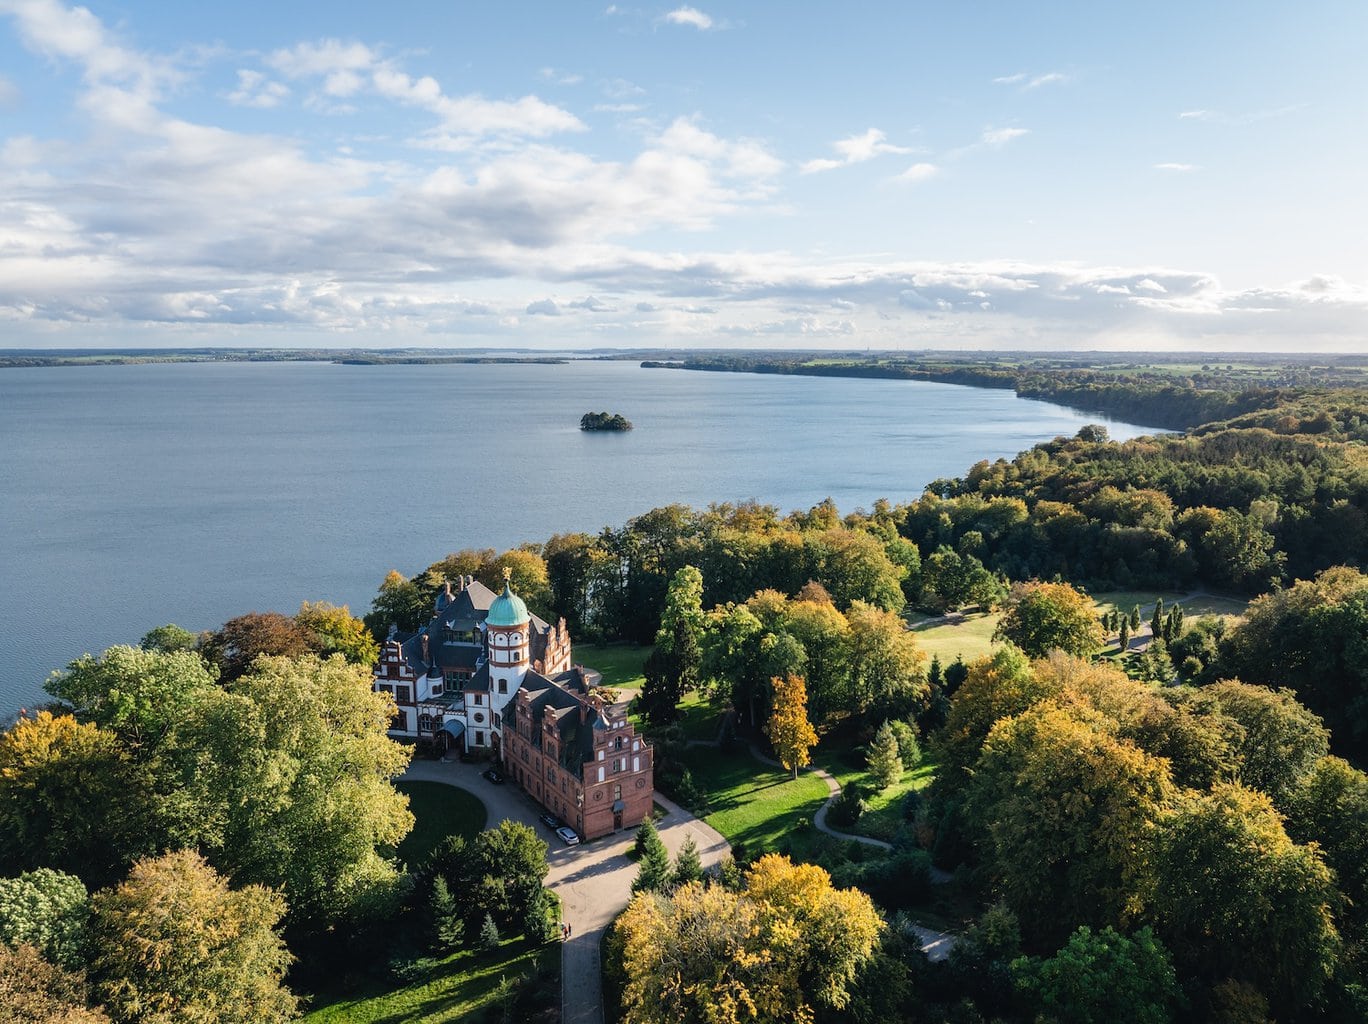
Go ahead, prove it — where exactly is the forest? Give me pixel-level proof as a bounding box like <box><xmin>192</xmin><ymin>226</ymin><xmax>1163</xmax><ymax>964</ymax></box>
<box><xmin>2</xmin><ymin>368</ymin><xmax>1367</xmax><ymax>1022</ymax></box>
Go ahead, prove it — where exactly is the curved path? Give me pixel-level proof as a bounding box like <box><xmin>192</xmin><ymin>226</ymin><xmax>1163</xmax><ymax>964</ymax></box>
<box><xmin>401</xmin><ymin>758</ymin><xmax>729</xmax><ymax>1024</ymax></box>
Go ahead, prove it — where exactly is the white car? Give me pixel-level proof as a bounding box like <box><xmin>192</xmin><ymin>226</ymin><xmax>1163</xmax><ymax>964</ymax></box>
<box><xmin>555</xmin><ymin>826</ymin><xmax>581</xmax><ymax>846</ymax></box>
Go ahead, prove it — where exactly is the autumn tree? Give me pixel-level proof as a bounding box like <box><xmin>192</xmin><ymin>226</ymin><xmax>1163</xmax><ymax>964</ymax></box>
<box><xmin>992</xmin><ymin>580</ymin><xmax>1104</xmax><ymax>659</ymax></box>
<box><xmin>1149</xmin><ymin>783</ymin><xmax>1341</xmax><ymax>1014</ymax></box>
<box><xmin>295</xmin><ymin>601</ymin><xmax>379</xmax><ymax>666</ymax></box>
<box><xmin>843</xmin><ymin>600</ymin><xmax>926</xmax><ymax>722</ymax></box>
<box><xmin>0</xmin><ymin>712</ymin><xmax>151</xmax><ymax>885</ymax></box>
<box><xmin>0</xmin><ymin>943</ymin><xmax>110</xmax><ymax>1024</ymax></box>
<box><xmin>964</xmin><ymin>703</ymin><xmax>1176</xmax><ymax>944</ymax></box>
<box><xmin>1201</xmin><ymin>679</ymin><xmax>1329</xmax><ymax>802</ymax></box>
<box><xmin>199</xmin><ymin>612</ymin><xmax>316</xmax><ymax>682</ymax></box>
<box><xmin>767</xmin><ymin>674</ymin><xmax>818</xmax><ymax>778</ymax></box>
<box><xmin>614</xmin><ymin>854</ymin><xmax>882</xmax><ymax>1024</ymax></box>
<box><xmin>89</xmin><ymin>849</ymin><xmax>296</xmax><ymax>1024</ymax></box>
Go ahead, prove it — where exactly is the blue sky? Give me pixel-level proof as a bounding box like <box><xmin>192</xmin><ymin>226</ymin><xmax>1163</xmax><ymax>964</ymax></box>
<box><xmin>1</xmin><ymin>1</ymin><xmax>1365</xmax><ymax>351</ymax></box>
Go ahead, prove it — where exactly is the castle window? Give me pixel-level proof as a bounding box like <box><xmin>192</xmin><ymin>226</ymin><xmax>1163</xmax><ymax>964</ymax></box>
<box><xmin>615</xmin><ymin>736</ymin><xmax>624</xmax><ymax>751</ymax></box>
<box><xmin>418</xmin><ymin>714</ymin><xmax>434</xmax><ymax>732</ymax></box>
<box><xmin>614</xmin><ymin>784</ymin><xmax>622</xmax><ymax>801</ymax></box>
<box><xmin>431</xmin><ymin>681</ymin><xmax>443</xmax><ymax>696</ymax></box>
<box><xmin>498</xmin><ymin>679</ymin><xmax>507</xmax><ymax>694</ymax></box>
<box><xmin>613</xmin><ymin>758</ymin><xmax>624</xmax><ymax>773</ymax></box>
<box><xmin>396</xmin><ymin>686</ymin><xmax>411</xmax><ymax>703</ymax></box>
<box><xmin>494</xmin><ymin>713</ymin><xmax>502</xmax><ymax>727</ymax></box>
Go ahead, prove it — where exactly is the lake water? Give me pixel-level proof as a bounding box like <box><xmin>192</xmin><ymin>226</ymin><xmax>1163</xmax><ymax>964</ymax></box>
<box><xmin>0</xmin><ymin>359</ymin><xmax>1157</xmax><ymax>713</ymax></box>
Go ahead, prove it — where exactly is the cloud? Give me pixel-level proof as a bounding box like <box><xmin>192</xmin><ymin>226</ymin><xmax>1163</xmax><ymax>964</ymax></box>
<box><xmin>539</xmin><ymin>67</ymin><xmax>583</xmax><ymax>86</ymax></box>
<box><xmin>526</xmin><ymin>299</ymin><xmax>561</xmax><ymax>315</ymax></box>
<box><xmin>225</xmin><ymin>69</ymin><xmax>289</xmax><ymax>108</ymax></box>
<box><xmin>1154</xmin><ymin>162</ymin><xmax>1196</xmax><ymax>172</ymax></box>
<box><xmin>267</xmin><ymin>38</ymin><xmax>585</xmax><ymax>144</ymax></box>
<box><xmin>800</xmin><ymin>128</ymin><xmax>912</xmax><ymax>174</ymax></box>
<box><xmin>663</xmin><ymin>6</ymin><xmax>713</xmax><ymax>29</ymax></box>
<box><xmin>993</xmin><ymin>70</ymin><xmax>1070</xmax><ymax>90</ymax></box>
<box><xmin>568</xmin><ymin>295</ymin><xmax>613</xmax><ymax>311</ymax></box>
<box><xmin>894</xmin><ymin>162</ymin><xmax>938</xmax><ymax>184</ymax></box>
<box><xmin>1178</xmin><ymin>105</ymin><xmax>1302</xmax><ymax>125</ymax></box>
<box><xmin>981</xmin><ymin>127</ymin><xmax>1029</xmax><ymax>147</ymax></box>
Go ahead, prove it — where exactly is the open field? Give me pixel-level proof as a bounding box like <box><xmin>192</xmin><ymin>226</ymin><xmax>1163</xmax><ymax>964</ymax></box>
<box><xmin>579</xmin><ymin>643</ymin><xmax>649</xmax><ymax>694</ymax></box>
<box><xmin>394</xmin><ymin>780</ymin><xmax>487</xmax><ymax>868</ymax></box>
<box><xmin>679</xmin><ymin>746</ymin><xmax>829</xmax><ymax>858</ymax></box>
<box><xmin>301</xmin><ymin>938</ymin><xmax>557</xmax><ymax>1024</ymax></box>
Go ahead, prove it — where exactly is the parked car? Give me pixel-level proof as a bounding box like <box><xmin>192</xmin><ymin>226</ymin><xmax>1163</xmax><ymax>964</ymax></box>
<box><xmin>539</xmin><ymin>812</ymin><xmax>561</xmax><ymax>830</ymax></box>
<box><xmin>482</xmin><ymin>768</ymin><xmax>504</xmax><ymax>785</ymax></box>
<box><xmin>555</xmin><ymin>826</ymin><xmax>581</xmax><ymax>846</ymax></box>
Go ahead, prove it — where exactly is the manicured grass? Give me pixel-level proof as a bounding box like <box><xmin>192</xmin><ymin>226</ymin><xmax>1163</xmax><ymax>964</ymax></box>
<box><xmin>579</xmin><ymin>643</ymin><xmax>650</xmax><ymax>694</ymax></box>
<box><xmin>811</xmin><ymin>746</ymin><xmax>936</xmax><ymax>842</ymax></box>
<box><xmin>301</xmin><ymin>938</ymin><xmax>556</xmax><ymax>1024</ymax></box>
<box><xmin>1091</xmin><ymin>589</ymin><xmax>1248</xmax><ymax>622</ymax></box>
<box><xmin>394</xmin><ymin>781</ymin><xmax>487</xmax><ymax>868</ymax></box>
<box><xmin>910</xmin><ymin>610</ymin><xmax>1003</xmax><ymax>667</ymax></box>
<box><xmin>677</xmin><ymin>688</ymin><xmax>723</xmax><ymax>742</ymax></box>
<box><xmin>679</xmin><ymin>746</ymin><xmax>829</xmax><ymax>858</ymax></box>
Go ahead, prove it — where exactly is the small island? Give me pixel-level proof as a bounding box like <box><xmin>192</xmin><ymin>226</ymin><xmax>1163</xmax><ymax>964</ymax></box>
<box><xmin>580</xmin><ymin>411</ymin><xmax>634</xmax><ymax>431</ymax></box>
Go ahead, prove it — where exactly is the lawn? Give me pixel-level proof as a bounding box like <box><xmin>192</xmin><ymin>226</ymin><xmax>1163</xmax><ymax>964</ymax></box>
<box><xmin>812</xmin><ymin>746</ymin><xmax>936</xmax><ymax>842</ymax></box>
<box><xmin>678</xmin><ymin>746</ymin><xmax>829</xmax><ymax>859</ymax></box>
<box><xmin>301</xmin><ymin>938</ymin><xmax>557</xmax><ymax>1024</ymax></box>
<box><xmin>909</xmin><ymin>610</ymin><xmax>1003</xmax><ymax>667</ymax></box>
<box><xmin>677</xmin><ymin>688</ymin><xmax>723</xmax><ymax>741</ymax></box>
<box><xmin>394</xmin><ymin>781</ymin><xmax>487</xmax><ymax>868</ymax></box>
<box><xmin>579</xmin><ymin>643</ymin><xmax>650</xmax><ymax>695</ymax></box>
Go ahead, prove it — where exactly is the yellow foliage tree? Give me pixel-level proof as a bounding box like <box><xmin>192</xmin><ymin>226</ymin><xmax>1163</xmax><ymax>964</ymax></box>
<box><xmin>614</xmin><ymin>854</ymin><xmax>882</xmax><ymax>1024</ymax></box>
<box><xmin>767</xmin><ymin>674</ymin><xmax>818</xmax><ymax>779</ymax></box>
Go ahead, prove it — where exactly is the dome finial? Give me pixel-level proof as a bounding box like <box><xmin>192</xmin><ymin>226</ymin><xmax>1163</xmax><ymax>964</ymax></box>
<box><xmin>503</xmin><ymin>566</ymin><xmax>512</xmax><ymax>585</ymax></box>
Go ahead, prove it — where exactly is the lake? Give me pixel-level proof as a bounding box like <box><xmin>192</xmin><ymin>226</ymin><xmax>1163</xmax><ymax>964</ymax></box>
<box><xmin>0</xmin><ymin>359</ymin><xmax>1158</xmax><ymax>713</ymax></box>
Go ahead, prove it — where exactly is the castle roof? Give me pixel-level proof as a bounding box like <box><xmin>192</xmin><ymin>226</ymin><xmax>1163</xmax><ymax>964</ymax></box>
<box><xmin>486</xmin><ymin>581</ymin><xmax>530</xmax><ymax>627</ymax></box>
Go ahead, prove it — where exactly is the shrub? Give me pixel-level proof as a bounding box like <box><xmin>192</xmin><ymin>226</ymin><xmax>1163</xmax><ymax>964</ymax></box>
<box><xmin>828</xmin><ymin>783</ymin><xmax>867</xmax><ymax>828</ymax></box>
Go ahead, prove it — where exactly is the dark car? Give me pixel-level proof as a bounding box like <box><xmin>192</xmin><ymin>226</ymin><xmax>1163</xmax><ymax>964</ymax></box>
<box><xmin>538</xmin><ymin>812</ymin><xmax>561</xmax><ymax>830</ymax></box>
<box><xmin>482</xmin><ymin>768</ymin><xmax>505</xmax><ymax>784</ymax></box>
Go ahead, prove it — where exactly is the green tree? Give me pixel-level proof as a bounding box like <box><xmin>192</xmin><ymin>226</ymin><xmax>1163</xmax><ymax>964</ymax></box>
<box><xmin>638</xmin><ymin>566</ymin><xmax>706</xmax><ymax>726</ymax></box>
<box><xmin>992</xmin><ymin>580</ymin><xmax>1104</xmax><ymax>659</ymax></box>
<box><xmin>0</xmin><ymin>712</ymin><xmax>152</xmax><ymax>886</ymax></box>
<box><xmin>767</xmin><ymin>674</ymin><xmax>818</xmax><ymax>778</ymax></box>
<box><xmin>46</xmin><ymin>646</ymin><xmax>218</xmax><ymax>754</ymax></box>
<box><xmin>672</xmin><ymin>835</ymin><xmax>704</xmax><ymax>888</ymax></box>
<box><xmin>89</xmin><ymin>849</ymin><xmax>296</xmax><ymax>1024</ymax></box>
<box><xmin>843</xmin><ymin>601</ymin><xmax>927</xmax><ymax>722</ymax></box>
<box><xmin>295</xmin><ymin>601</ymin><xmax>379</xmax><ymax>666</ymax></box>
<box><xmin>934</xmin><ymin>645</ymin><xmax>1051</xmax><ymax>790</ymax></box>
<box><xmin>363</xmin><ymin>569</ymin><xmax>430</xmax><ymax>637</ymax></box>
<box><xmin>965</xmin><ymin>703</ymin><xmax>1175</xmax><ymax>944</ymax></box>
<box><xmin>0</xmin><ymin>868</ymin><xmax>88</xmax><ymax>970</ymax></box>
<box><xmin>0</xmin><ymin>943</ymin><xmax>110</xmax><ymax>1024</ymax></box>
<box><xmin>174</xmin><ymin>655</ymin><xmax>413</xmax><ymax>926</ymax></box>
<box><xmin>632</xmin><ymin>821</ymin><xmax>672</xmax><ymax>894</ymax></box>
<box><xmin>138</xmin><ymin>624</ymin><xmax>199</xmax><ymax>654</ymax></box>
<box><xmin>1129</xmin><ymin>605</ymin><xmax>1142</xmax><ymax>631</ymax></box>
<box><xmin>430</xmin><ymin>875</ymin><xmax>463</xmax><ymax>954</ymax></box>
<box><xmin>1203</xmin><ymin>679</ymin><xmax>1329</xmax><ymax>802</ymax></box>
<box><xmin>1149</xmin><ymin>784</ymin><xmax>1341</xmax><ymax>1014</ymax></box>
<box><xmin>431</xmin><ymin>821</ymin><xmax>550</xmax><ymax>933</ymax></box>
<box><xmin>1011</xmin><ymin>925</ymin><xmax>1180</xmax><ymax>1024</ymax></box>
<box><xmin>478</xmin><ymin>913</ymin><xmax>500</xmax><ymax>951</ymax></box>
<box><xmin>867</xmin><ymin>721</ymin><xmax>903</xmax><ymax>789</ymax></box>
<box><xmin>886</xmin><ymin>718</ymin><xmax>921</xmax><ymax>768</ymax></box>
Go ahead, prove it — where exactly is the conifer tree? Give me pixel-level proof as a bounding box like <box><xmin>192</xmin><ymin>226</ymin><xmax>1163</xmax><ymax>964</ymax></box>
<box><xmin>767</xmin><ymin>674</ymin><xmax>818</xmax><ymax>779</ymax></box>
<box><xmin>672</xmin><ymin>835</ymin><xmax>704</xmax><ymax>888</ymax></box>
<box><xmin>1151</xmin><ymin>597</ymin><xmax>1165</xmax><ymax>639</ymax></box>
<box><xmin>1129</xmin><ymin>605</ymin><xmax>1142</xmax><ymax>631</ymax></box>
<box><xmin>868</xmin><ymin>720</ymin><xmax>903</xmax><ymax>789</ymax></box>
<box><xmin>431</xmin><ymin>875</ymin><xmax>463</xmax><ymax>953</ymax></box>
<box><xmin>632</xmin><ymin>822</ymin><xmax>673</xmax><ymax>894</ymax></box>
<box><xmin>479</xmin><ymin>912</ymin><xmax>500</xmax><ymax>950</ymax></box>
<box><xmin>1118</xmin><ymin>619</ymin><xmax>1130</xmax><ymax>652</ymax></box>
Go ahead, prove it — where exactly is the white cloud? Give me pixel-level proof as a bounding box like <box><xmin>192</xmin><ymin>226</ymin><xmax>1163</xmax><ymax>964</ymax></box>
<box><xmin>994</xmin><ymin>70</ymin><xmax>1070</xmax><ymax>90</ymax></box>
<box><xmin>225</xmin><ymin>69</ymin><xmax>289</xmax><ymax>108</ymax></box>
<box><xmin>894</xmin><ymin>161</ymin><xmax>938</xmax><ymax>184</ymax></box>
<box><xmin>663</xmin><ymin>6</ymin><xmax>713</xmax><ymax>29</ymax></box>
<box><xmin>1178</xmin><ymin>105</ymin><xmax>1302</xmax><ymax>125</ymax></box>
<box><xmin>800</xmin><ymin>128</ymin><xmax>911</xmax><ymax>174</ymax></box>
<box><xmin>526</xmin><ymin>299</ymin><xmax>561</xmax><ymax>315</ymax></box>
<box><xmin>981</xmin><ymin>127</ymin><xmax>1029</xmax><ymax>147</ymax></box>
<box><xmin>539</xmin><ymin>67</ymin><xmax>583</xmax><ymax>86</ymax></box>
<box><xmin>1154</xmin><ymin>162</ymin><xmax>1196</xmax><ymax>172</ymax></box>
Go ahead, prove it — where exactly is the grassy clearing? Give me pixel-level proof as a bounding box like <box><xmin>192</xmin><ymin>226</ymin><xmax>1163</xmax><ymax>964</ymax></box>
<box><xmin>909</xmin><ymin>611</ymin><xmax>1003</xmax><ymax>667</ymax></box>
<box><xmin>301</xmin><ymin>938</ymin><xmax>557</xmax><ymax>1024</ymax></box>
<box><xmin>580</xmin><ymin>643</ymin><xmax>649</xmax><ymax>694</ymax></box>
<box><xmin>812</xmin><ymin>746</ymin><xmax>936</xmax><ymax>842</ymax></box>
<box><xmin>677</xmin><ymin>688</ymin><xmax>723</xmax><ymax>741</ymax></box>
<box><xmin>394</xmin><ymin>781</ymin><xmax>487</xmax><ymax>869</ymax></box>
<box><xmin>679</xmin><ymin>746</ymin><xmax>829</xmax><ymax>859</ymax></box>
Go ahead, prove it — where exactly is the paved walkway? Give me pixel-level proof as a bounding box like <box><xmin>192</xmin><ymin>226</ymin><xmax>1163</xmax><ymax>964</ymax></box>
<box><xmin>401</xmin><ymin>758</ymin><xmax>729</xmax><ymax>1024</ymax></box>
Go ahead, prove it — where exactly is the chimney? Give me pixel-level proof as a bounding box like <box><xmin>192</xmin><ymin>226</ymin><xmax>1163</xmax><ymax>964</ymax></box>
<box><xmin>444</xmin><ymin>580</ymin><xmax>454</xmax><ymax>601</ymax></box>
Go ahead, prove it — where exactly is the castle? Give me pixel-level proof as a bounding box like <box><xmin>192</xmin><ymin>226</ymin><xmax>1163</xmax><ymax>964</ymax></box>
<box><xmin>372</xmin><ymin>574</ymin><xmax>654</xmax><ymax>839</ymax></box>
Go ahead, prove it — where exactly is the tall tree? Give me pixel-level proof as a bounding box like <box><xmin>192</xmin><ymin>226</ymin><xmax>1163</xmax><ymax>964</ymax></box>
<box><xmin>1202</xmin><ymin>679</ymin><xmax>1329</xmax><ymax>802</ymax></box>
<box><xmin>199</xmin><ymin>612</ymin><xmax>317</xmax><ymax>682</ymax></box>
<box><xmin>867</xmin><ymin>721</ymin><xmax>903</xmax><ymax>789</ymax></box>
<box><xmin>992</xmin><ymin>580</ymin><xmax>1104</xmax><ymax>659</ymax></box>
<box><xmin>89</xmin><ymin>849</ymin><xmax>296</xmax><ymax>1024</ymax></box>
<box><xmin>672</xmin><ymin>836</ymin><xmax>704</xmax><ymax>888</ymax></box>
<box><xmin>295</xmin><ymin>602</ymin><xmax>379</xmax><ymax>666</ymax></box>
<box><xmin>1149</xmin><ymin>783</ymin><xmax>1341</xmax><ymax>1015</ymax></box>
<box><xmin>0</xmin><ymin>868</ymin><xmax>89</xmax><ymax>970</ymax></box>
<box><xmin>631</xmin><ymin>821</ymin><xmax>672</xmax><ymax>895</ymax></box>
<box><xmin>767</xmin><ymin>674</ymin><xmax>818</xmax><ymax>779</ymax></box>
<box><xmin>1011</xmin><ymin>925</ymin><xmax>1180</xmax><ymax>1024</ymax></box>
<box><xmin>638</xmin><ymin>566</ymin><xmax>706</xmax><ymax>726</ymax></box>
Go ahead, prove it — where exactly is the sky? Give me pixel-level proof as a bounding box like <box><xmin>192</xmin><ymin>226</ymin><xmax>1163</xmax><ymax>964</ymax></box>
<box><xmin>1</xmin><ymin>1</ymin><xmax>1366</xmax><ymax>352</ymax></box>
